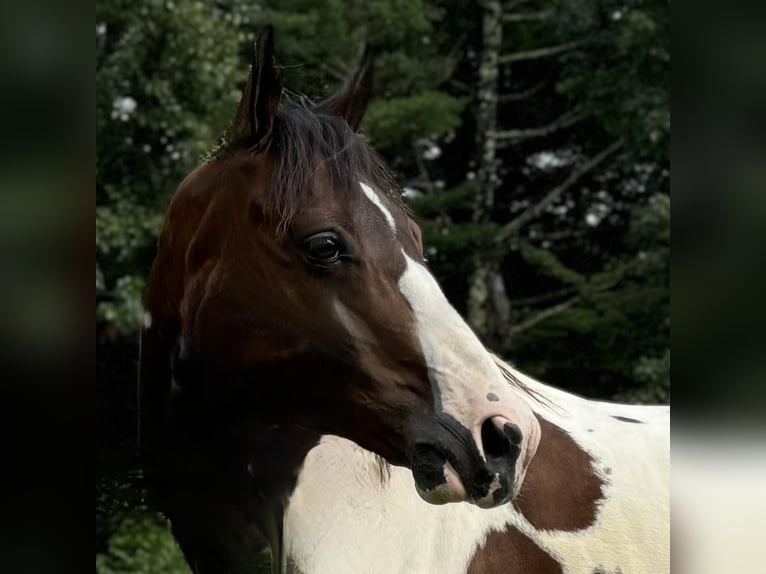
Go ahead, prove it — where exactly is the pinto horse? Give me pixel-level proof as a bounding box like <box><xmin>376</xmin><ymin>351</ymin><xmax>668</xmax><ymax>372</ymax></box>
<box><xmin>139</xmin><ymin>27</ymin><xmax>670</xmax><ymax>574</ymax></box>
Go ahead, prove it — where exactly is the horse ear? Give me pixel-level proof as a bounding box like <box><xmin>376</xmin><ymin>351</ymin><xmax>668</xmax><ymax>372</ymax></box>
<box><xmin>231</xmin><ymin>26</ymin><xmax>283</xmax><ymax>149</ymax></box>
<box><xmin>318</xmin><ymin>47</ymin><xmax>374</xmax><ymax>131</ymax></box>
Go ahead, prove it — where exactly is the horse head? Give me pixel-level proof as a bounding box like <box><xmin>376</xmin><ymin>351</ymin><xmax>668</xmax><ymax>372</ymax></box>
<box><xmin>142</xmin><ymin>27</ymin><xmax>540</xmax><ymax>509</ymax></box>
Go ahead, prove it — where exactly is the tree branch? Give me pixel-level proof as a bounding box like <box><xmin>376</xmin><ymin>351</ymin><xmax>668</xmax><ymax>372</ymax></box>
<box><xmin>499</xmin><ymin>40</ymin><xmax>585</xmax><ymax>64</ymax></box>
<box><xmin>503</xmin><ymin>0</ymin><xmax>538</xmax><ymax>11</ymax></box>
<box><xmin>495</xmin><ymin>139</ymin><xmax>624</xmax><ymax>243</ymax></box>
<box><xmin>503</xmin><ymin>10</ymin><xmax>552</xmax><ymax>22</ymax></box>
<box><xmin>494</xmin><ymin>111</ymin><xmax>583</xmax><ymax>144</ymax></box>
<box><xmin>508</xmin><ymin>250</ymin><xmax>647</xmax><ymax>338</ymax></box>
<box><xmin>318</xmin><ymin>62</ymin><xmax>347</xmax><ymax>83</ymax></box>
<box><xmin>510</xmin><ymin>295</ymin><xmax>580</xmax><ymax>336</ymax></box>
<box><xmin>448</xmin><ymin>78</ymin><xmax>473</xmax><ymax>94</ymax></box>
<box><xmin>533</xmin><ymin>230</ymin><xmax>580</xmax><ymax>242</ymax></box>
<box><xmin>511</xmin><ymin>286</ymin><xmax>579</xmax><ymax>308</ymax></box>
<box><xmin>498</xmin><ymin>82</ymin><xmax>546</xmax><ymax>103</ymax></box>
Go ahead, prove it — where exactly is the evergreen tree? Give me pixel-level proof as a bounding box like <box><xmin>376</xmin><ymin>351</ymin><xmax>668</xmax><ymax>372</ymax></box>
<box><xmin>408</xmin><ymin>0</ymin><xmax>669</xmax><ymax>399</ymax></box>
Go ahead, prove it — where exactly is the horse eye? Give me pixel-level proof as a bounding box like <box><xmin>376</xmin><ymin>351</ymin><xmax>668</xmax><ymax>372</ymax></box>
<box><xmin>301</xmin><ymin>232</ymin><xmax>343</xmax><ymax>264</ymax></box>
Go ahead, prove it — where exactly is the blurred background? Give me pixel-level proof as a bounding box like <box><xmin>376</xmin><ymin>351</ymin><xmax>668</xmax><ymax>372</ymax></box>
<box><xmin>96</xmin><ymin>0</ymin><xmax>668</xmax><ymax>571</ymax></box>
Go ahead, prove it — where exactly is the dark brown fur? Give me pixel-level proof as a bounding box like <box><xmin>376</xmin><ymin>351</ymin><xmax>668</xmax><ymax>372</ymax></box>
<box><xmin>139</xmin><ymin>29</ymin><xmax>433</xmax><ymax>573</ymax></box>
<box><xmin>514</xmin><ymin>416</ymin><xmax>605</xmax><ymax>531</ymax></box>
<box><xmin>139</xmin><ymin>29</ymin><xmax>560</xmax><ymax>574</ymax></box>
<box><xmin>465</xmin><ymin>415</ymin><xmax>604</xmax><ymax>572</ymax></box>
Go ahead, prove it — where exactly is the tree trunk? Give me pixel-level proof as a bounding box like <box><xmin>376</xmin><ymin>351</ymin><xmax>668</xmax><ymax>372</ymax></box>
<box><xmin>468</xmin><ymin>257</ymin><xmax>491</xmax><ymax>343</ymax></box>
<box><xmin>467</xmin><ymin>0</ymin><xmax>510</xmax><ymax>349</ymax></box>
<box><xmin>469</xmin><ymin>258</ymin><xmax>512</xmax><ymax>350</ymax></box>
<box><xmin>472</xmin><ymin>0</ymin><xmax>502</xmax><ymax>224</ymax></box>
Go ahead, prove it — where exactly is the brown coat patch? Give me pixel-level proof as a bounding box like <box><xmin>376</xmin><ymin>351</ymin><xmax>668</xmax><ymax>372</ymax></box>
<box><xmin>515</xmin><ymin>416</ymin><xmax>605</xmax><ymax>531</ymax></box>
<box><xmin>467</xmin><ymin>527</ymin><xmax>562</xmax><ymax>574</ymax></box>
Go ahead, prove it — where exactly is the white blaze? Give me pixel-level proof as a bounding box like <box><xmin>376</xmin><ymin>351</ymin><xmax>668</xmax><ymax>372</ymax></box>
<box><xmin>360</xmin><ymin>182</ymin><xmax>396</xmax><ymax>231</ymax></box>
<box><xmin>358</xmin><ymin>181</ymin><xmax>540</xmax><ymax>491</ymax></box>
<box><xmin>397</xmin><ymin>254</ymin><xmax>508</xmax><ymax>423</ymax></box>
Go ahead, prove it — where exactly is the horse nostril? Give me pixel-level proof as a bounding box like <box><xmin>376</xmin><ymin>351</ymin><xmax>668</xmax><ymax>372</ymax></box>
<box><xmin>503</xmin><ymin>422</ymin><xmax>523</xmax><ymax>446</ymax></box>
<box><xmin>481</xmin><ymin>417</ymin><xmax>521</xmax><ymax>461</ymax></box>
<box><xmin>481</xmin><ymin>417</ymin><xmax>510</xmax><ymax>458</ymax></box>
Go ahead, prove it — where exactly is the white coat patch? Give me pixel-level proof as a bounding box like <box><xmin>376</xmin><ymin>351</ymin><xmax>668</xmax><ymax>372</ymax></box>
<box><xmin>396</xmin><ymin>255</ymin><xmax>535</xmax><ymax>434</ymax></box>
<box><xmin>284</xmin><ymin>376</ymin><xmax>670</xmax><ymax>574</ymax></box>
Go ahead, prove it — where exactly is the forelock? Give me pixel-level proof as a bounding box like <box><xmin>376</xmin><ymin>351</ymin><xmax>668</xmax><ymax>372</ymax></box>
<box><xmin>268</xmin><ymin>98</ymin><xmax>402</xmax><ymax>231</ymax></box>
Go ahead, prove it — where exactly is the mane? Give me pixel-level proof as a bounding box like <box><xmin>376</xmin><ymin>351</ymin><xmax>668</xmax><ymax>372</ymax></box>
<box><xmin>218</xmin><ymin>95</ymin><xmax>405</xmax><ymax>232</ymax></box>
<box><xmin>491</xmin><ymin>354</ymin><xmax>560</xmax><ymax>412</ymax></box>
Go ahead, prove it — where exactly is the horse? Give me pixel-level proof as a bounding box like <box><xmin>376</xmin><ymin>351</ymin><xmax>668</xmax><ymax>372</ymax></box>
<box><xmin>138</xmin><ymin>27</ymin><xmax>670</xmax><ymax>574</ymax></box>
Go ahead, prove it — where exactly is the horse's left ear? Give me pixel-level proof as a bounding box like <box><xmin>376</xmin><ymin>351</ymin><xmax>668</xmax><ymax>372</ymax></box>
<box><xmin>318</xmin><ymin>47</ymin><xmax>374</xmax><ymax>131</ymax></box>
<box><xmin>230</xmin><ymin>26</ymin><xmax>283</xmax><ymax>149</ymax></box>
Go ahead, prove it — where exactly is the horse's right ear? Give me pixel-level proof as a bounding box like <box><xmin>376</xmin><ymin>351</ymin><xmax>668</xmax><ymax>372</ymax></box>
<box><xmin>230</xmin><ymin>26</ymin><xmax>283</xmax><ymax>150</ymax></box>
<box><xmin>318</xmin><ymin>47</ymin><xmax>374</xmax><ymax>131</ymax></box>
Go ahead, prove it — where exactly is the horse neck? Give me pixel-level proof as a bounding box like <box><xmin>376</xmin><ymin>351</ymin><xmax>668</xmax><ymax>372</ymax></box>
<box><xmin>281</xmin><ymin>405</ymin><xmax>606</xmax><ymax>574</ymax></box>
<box><xmin>246</xmin><ymin>425</ymin><xmax>321</xmax><ymax>571</ymax></box>
<box><xmin>160</xmin><ymin>386</ymin><xmax>320</xmax><ymax>574</ymax></box>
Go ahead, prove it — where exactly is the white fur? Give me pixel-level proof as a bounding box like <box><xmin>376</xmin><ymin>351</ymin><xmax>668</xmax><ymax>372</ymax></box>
<box><xmin>360</xmin><ymin>182</ymin><xmax>396</xmax><ymax>231</ymax></box>
<box><xmin>510</xmin><ymin>372</ymin><xmax>670</xmax><ymax>574</ymax></box>
<box><xmin>397</xmin><ymin>253</ymin><xmax>541</xmax><ymax>489</ymax></box>
<box><xmin>357</xmin><ymin>181</ymin><xmax>540</xmax><ymax>498</ymax></box>
<box><xmin>283</xmin><ymin>370</ymin><xmax>670</xmax><ymax>574</ymax></box>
